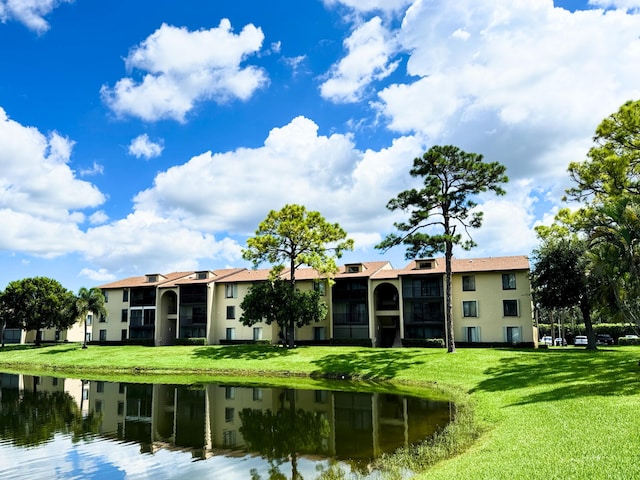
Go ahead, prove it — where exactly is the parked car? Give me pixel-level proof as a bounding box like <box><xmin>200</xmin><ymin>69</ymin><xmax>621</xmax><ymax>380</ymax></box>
<box><xmin>596</xmin><ymin>334</ymin><xmax>614</xmax><ymax>345</ymax></box>
<box><xmin>554</xmin><ymin>337</ymin><xmax>567</xmax><ymax>346</ymax></box>
<box><xmin>624</xmin><ymin>334</ymin><xmax>639</xmax><ymax>340</ymax></box>
<box><xmin>574</xmin><ymin>335</ymin><xmax>588</xmax><ymax>346</ymax></box>
<box><xmin>541</xmin><ymin>336</ymin><xmax>553</xmax><ymax>346</ymax></box>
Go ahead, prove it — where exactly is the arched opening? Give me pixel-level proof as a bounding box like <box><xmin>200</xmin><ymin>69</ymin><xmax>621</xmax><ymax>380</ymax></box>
<box><xmin>159</xmin><ymin>290</ymin><xmax>178</xmax><ymax>346</ymax></box>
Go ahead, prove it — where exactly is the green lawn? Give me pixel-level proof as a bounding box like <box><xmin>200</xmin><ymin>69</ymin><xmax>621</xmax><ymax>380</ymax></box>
<box><xmin>0</xmin><ymin>343</ymin><xmax>638</xmax><ymax>479</ymax></box>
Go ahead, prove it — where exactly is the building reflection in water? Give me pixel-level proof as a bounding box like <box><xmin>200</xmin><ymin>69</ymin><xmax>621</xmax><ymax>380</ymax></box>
<box><xmin>0</xmin><ymin>373</ymin><xmax>452</xmax><ymax>472</ymax></box>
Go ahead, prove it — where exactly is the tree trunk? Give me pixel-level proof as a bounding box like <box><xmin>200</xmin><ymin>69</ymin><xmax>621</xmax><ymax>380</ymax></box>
<box><xmin>581</xmin><ymin>297</ymin><xmax>597</xmax><ymax>350</ymax></box>
<box><xmin>35</xmin><ymin>329</ymin><xmax>41</xmax><ymax>347</ymax></box>
<box><xmin>445</xmin><ymin>239</ymin><xmax>456</xmax><ymax>353</ymax></box>
<box><xmin>288</xmin><ymin>255</ymin><xmax>296</xmax><ymax>349</ymax></box>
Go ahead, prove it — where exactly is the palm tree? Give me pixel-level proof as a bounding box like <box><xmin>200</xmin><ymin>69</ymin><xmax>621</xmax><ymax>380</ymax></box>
<box><xmin>75</xmin><ymin>287</ymin><xmax>106</xmax><ymax>349</ymax></box>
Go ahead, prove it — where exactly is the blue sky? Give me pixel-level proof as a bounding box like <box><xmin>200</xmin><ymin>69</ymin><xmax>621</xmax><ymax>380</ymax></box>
<box><xmin>1</xmin><ymin>0</ymin><xmax>639</xmax><ymax>292</ymax></box>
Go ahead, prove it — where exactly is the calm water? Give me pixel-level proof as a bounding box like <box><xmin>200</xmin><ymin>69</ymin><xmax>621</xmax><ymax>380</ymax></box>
<box><xmin>0</xmin><ymin>373</ymin><xmax>452</xmax><ymax>479</ymax></box>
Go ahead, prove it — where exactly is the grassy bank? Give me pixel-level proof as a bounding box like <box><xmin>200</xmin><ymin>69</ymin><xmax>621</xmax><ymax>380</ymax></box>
<box><xmin>0</xmin><ymin>343</ymin><xmax>638</xmax><ymax>479</ymax></box>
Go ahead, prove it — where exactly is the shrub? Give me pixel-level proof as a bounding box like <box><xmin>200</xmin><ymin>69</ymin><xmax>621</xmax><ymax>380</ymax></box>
<box><xmin>402</xmin><ymin>338</ymin><xmax>446</xmax><ymax>348</ymax></box>
<box><xmin>174</xmin><ymin>337</ymin><xmax>206</xmax><ymax>346</ymax></box>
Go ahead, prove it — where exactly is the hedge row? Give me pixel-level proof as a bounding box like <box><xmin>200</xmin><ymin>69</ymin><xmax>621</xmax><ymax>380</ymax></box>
<box><xmin>537</xmin><ymin>323</ymin><xmax>639</xmax><ymax>342</ymax></box>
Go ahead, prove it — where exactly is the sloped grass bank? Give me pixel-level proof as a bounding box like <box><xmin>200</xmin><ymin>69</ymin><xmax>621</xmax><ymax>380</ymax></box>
<box><xmin>0</xmin><ymin>344</ymin><xmax>638</xmax><ymax>479</ymax></box>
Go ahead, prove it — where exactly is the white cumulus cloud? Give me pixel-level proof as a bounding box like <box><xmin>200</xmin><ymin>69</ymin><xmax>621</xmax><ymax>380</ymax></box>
<box><xmin>128</xmin><ymin>134</ymin><xmax>164</xmax><ymax>159</ymax></box>
<box><xmin>0</xmin><ymin>0</ymin><xmax>72</xmax><ymax>33</ymax></box>
<box><xmin>101</xmin><ymin>20</ymin><xmax>269</xmax><ymax>122</ymax></box>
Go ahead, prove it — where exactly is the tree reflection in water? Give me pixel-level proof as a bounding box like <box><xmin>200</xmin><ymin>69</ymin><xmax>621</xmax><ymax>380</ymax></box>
<box><xmin>0</xmin><ymin>373</ymin><xmax>452</xmax><ymax>479</ymax></box>
<box><xmin>241</xmin><ymin>388</ymin><xmax>330</xmax><ymax>480</ymax></box>
<box><xmin>0</xmin><ymin>377</ymin><xmax>101</xmax><ymax>448</ymax></box>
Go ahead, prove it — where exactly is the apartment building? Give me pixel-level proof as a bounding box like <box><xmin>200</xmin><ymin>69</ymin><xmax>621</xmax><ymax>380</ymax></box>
<box><xmin>95</xmin><ymin>255</ymin><xmax>535</xmax><ymax>348</ymax></box>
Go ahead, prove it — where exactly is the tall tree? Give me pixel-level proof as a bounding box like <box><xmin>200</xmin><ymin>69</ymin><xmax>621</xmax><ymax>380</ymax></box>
<box><xmin>565</xmin><ymin>100</ymin><xmax>640</xmax><ymax>331</ymax></box>
<box><xmin>530</xmin><ymin>227</ymin><xmax>598</xmax><ymax>349</ymax></box>
<box><xmin>242</xmin><ymin>204</ymin><xmax>354</xmax><ymax>347</ymax></box>
<box><xmin>75</xmin><ymin>287</ymin><xmax>107</xmax><ymax>348</ymax></box>
<box><xmin>376</xmin><ymin>145</ymin><xmax>508</xmax><ymax>353</ymax></box>
<box><xmin>0</xmin><ymin>277</ymin><xmax>76</xmax><ymax>346</ymax></box>
<box><xmin>583</xmin><ymin>197</ymin><xmax>640</xmax><ymax>330</ymax></box>
<box><xmin>567</xmin><ymin>99</ymin><xmax>640</xmax><ymax>201</ymax></box>
<box><xmin>240</xmin><ymin>279</ymin><xmax>328</xmax><ymax>342</ymax></box>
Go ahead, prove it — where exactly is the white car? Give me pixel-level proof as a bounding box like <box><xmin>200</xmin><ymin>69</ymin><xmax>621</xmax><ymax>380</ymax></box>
<box><xmin>574</xmin><ymin>335</ymin><xmax>588</xmax><ymax>346</ymax></box>
<box><xmin>541</xmin><ymin>336</ymin><xmax>553</xmax><ymax>346</ymax></box>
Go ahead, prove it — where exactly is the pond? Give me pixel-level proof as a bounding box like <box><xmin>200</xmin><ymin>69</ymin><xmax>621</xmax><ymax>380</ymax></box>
<box><xmin>0</xmin><ymin>373</ymin><xmax>453</xmax><ymax>479</ymax></box>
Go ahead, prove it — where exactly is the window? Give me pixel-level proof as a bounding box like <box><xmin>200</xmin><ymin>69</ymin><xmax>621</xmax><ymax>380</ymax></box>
<box><xmin>253</xmin><ymin>388</ymin><xmax>263</xmax><ymax>401</ymax></box>
<box><xmin>225</xmin><ymin>407</ymin><xmax>235</xmax><ymax>423</ymax></box>
<box><xmin>121</xmin><ymin>329</ymin><xmax>127</xmax><ymax>341</ymax></box>
<box><xmin>96</xmin><ymin>381</ymin><xmax>104</xmax><ymax>393</ymax></box>
<box><xmin>466</xmin><ymin>326</ymin><xmax>480</xmax><ymax>342</ymax></box>
<box><xmin>223</xmin><ymin>430</ymin><xmax>236</xmax><ymax>448</ymax></box>
<box><xmin>502</xmin><ymin>273</ymin><xmax>516</xmax><ymax>290</ymax></box>
<box><xmin>314</xmin><ymin>326</ymin><xmax>326</xmax><ymax>341</ymax></box>
<box><xmin>346</xmin><ymin>264</ymin><xmax>361</xmax><ymax>273</ymax></box>
<box><xmin>121</xmin><ymin>309</ymin><xmax>128</xmax><ymax>322</ymax></box>
<box><xmin>117</xmin><ymin>401</ymin><xmax>124</xmax><ymax>416</ymax></box>
<box><xmin>225</xmin><ymin>386</ymin><xmax>235</xmax><ymax>399</ymax></box>
<box><xmin>197</xmin><ymin>272</ymin><xmax>208</xmax><ymax>280</ymax></box>
<box><xmin>95</xmin><ymin>400</ymin><xmax>103</xmax><ymax>413</ymax></box>
<box><xmin>226</xmin><ymin>306</ymin><xmax>235</xmax><ymax>319</ymax></box>
<box><xmin>225</xmin><ymin>284</ymin><xmax>237</xmax><ymax>298</ymax></box>
<box><xmin>503</xmin><ymin>300</ymin><xmax>519</xmax><ymax>317</ymax></box>
<box><xmin>103</xmin><ymin>291</ymin><xmax>108</xmax><ymax>303</ymax></box>
<box><xmin>462</xmin><ymin>301</ymin><xmax>478</xmax><ymax>317</ymax></box>
<box><xmin>315</xmin><ymin>390</ymin><xmax>328</xmax><ymax>403</ymax></box>
<box><xmin>99</xmin><ymin>330</ymin><xmax>107</xmax><ymax>341</ymax></box>
<box><xmin>253</xmin><ymin>327</ymin><xmax>262</xmax><ymax>341</ymax></box>
<box><xmin>506</xmin><ymin>326</ymin><xmax>521</xmax><ymax>343</ymax></box>
<box><xmin>123</xmin><ymin>289</ymin><xmax>129</xmax><ymax>302</ymax></box>
<box><xmin>417</xmin><ymin>260</ymin><xmax>433</xmax><ymax>270</ymax></box>
<box><xmin>86</xmin><ymin>314</ymin><xmax>93</xmax><ymax>325</ymax></box>
<box><xmin>314</xmin><ymin>281</ymin><xmax>326</xmax><ymax>295</ymax></box>
<box><xmin>99</xmin><ymin>314</ymin><xmax>106</xmax><ymax>323</ymax></box>
<box><xmin>226</xmin><ymin>327</ymin><xmax>235</xmax><ymax>340</ymax></box>
<box><xmin>462</xmin><ymin>275</ymin><xmax>476</xmax><ymax>291</ymax></box>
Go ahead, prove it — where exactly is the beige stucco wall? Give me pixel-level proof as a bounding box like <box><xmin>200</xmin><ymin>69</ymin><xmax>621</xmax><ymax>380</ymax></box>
<box><xmin>452</xmin><ymin>270</ymin><xmax>534</xmax><ymax>344</ymax></box>
<box><xmin>98</xmin><ymin>288</ymin><xmax>130</xmax><ymax>342</ymax></box>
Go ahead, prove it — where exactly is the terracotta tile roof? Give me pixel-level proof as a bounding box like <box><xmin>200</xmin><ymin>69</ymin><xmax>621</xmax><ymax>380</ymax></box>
<box><xmin>222</xmin><ymin>268</ymin><xmax>272</xmax><ymax>283</ymax></box>
<box><xmin>398</xmin><ymin>256</ymin><xmax>530</xmax><ymax>276</ymax></box>
<box><xmin>97</xmin><ymin>256</ymin><xmax>529</xmax><ymax>289</ymax></box>
<box><xmin>98</xmin><ymin>271</ymin><xmax>192</xmax><ymax>289</ymax></box>
<box><xmin>166</xmin><ymin>268</ymin><xmax>247</xmax><ymax>287</ymax></box>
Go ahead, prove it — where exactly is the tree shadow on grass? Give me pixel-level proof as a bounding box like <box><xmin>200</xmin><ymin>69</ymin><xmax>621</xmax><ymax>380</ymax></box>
<box><xmin>472</xmin><ymin>348</ymin><xmax>640</xmax><ymax>405</ymax></box>
<box><xmin>192</xmin><ymin>344</ymin><xmax>297</xmax><ymax>361</ymax></box>
<box><xmin>40</xmin><ymin>345</ymin><xmax>81</xmax><ymax>355</ymax></box>
<box><xmin>309</xmin><ymin>349</ymin><xmax>426</xmax><ymax>380</ymax></box>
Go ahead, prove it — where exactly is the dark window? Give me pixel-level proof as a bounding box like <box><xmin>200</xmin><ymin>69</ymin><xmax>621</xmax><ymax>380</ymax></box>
<box><xmin>99</xmin><ymin>330</ymin><xmax>107</xmax><ymax>341</ymax></box>
<box><xmin>463</xmin><ymin>301</ymin><xmax>477</xmax><ymax>317</ymax></box>
<box><xmin>462</xmin><ymin>275</ymin><xmax>475</xmax><ymax>291</ymax></box>
<box><xmin>122</xmin><ymin>289</ymin><xmax>129</xmax><ymax>302</ymax></box>
<box><xmin>502</xmin><ymin>273</ymin><xmax>516</xmax><ymax>290</ymax></box>
<box><xmin>121</xmin><ymin>309</ymin><xmax>128</xmax><ymax>322</ymax></box>
<box><xmin>226</xmin><ymin>306</ymin><xmax>235</xmax><ymax>319</ymax></box>
<box><xmin>130</xmin><ymin>287</ymin><xmax>156</xmax><ymax>306</ymax></box>
<box><xmin>503</xmin><ymin>300</ymin><xmax>518</xmax><ymax>316</ymax></box>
